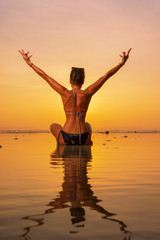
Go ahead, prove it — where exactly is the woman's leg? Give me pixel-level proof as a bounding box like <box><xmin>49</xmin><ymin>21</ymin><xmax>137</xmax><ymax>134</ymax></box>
<box><xmin>85</xmin><ymin>122</ymin><xmax>92</xmax><ymax>145</ymax></box>
<box><xmin>50</xmin><ymin>123</ymin><xmax>65</xmax><ymax>145</ymax></box>
<box><xmin>85</xmin><ymin>122</ymin><xmax>92</xmax><ymax>135</ymax></box>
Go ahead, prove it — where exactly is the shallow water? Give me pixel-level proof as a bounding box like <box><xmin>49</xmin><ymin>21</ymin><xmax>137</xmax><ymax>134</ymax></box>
<box><xmin>0</xmin><ymin>132</ymin><xmax>160</xmax><ymax>240</ymax></box>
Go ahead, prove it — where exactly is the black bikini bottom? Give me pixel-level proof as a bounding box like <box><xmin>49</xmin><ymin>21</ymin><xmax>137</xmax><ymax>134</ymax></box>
<box><xmin>59</xmin><ymin>130</ymin><xmax>89</xmax><ymax>145</ymax></box>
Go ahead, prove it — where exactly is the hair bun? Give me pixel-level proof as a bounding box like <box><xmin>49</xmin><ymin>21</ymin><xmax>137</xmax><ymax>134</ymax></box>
<box><xmin>71</xmin><ymin>67</ymin><xmax>84</xmax><ymax>71</ymax></box>
<box><xmin>70</xmin><ymin>67</ymin><xmax>85</xmax><ymax>86</ymax></box>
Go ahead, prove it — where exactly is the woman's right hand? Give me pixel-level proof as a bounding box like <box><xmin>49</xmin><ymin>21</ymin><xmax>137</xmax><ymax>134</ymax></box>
<box><xmin>120</xmin><ymin>48</ymin><xmax>132</xmax><ymax>65</ymax></box>
<box><xmin>18</xmin><ymin>49</ymin><xmax>32</xmax><ymax>64</ymax></box>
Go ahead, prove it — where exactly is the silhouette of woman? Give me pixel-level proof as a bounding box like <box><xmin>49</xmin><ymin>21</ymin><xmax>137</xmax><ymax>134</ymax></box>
<box><xmin>19</xmin><ymin>48</ymin><xmax>132</xmax><ymax>145</ymax></box>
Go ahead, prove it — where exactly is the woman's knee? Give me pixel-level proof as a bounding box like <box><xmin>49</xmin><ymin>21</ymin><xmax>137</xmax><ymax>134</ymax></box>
<box><xmin>85</xmin><ymin>122</ymin><xmax>92</xmax><ymax>135</ymax></box>
<box><xmin>50</xmin><ymin>123</ymin><xmax>62</xmax><ymax>137</ymax></box>
<box><xmin>50</xmin><ymin>123</ymin><xmax>57</xmax><ymax>130</ymax></box>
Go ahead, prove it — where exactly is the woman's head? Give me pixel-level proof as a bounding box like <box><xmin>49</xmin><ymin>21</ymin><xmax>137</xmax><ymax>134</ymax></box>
<box><xmin>70</xmin><ymin>67</ymin><xmax>85</xmax><ymax>86</ymax></box>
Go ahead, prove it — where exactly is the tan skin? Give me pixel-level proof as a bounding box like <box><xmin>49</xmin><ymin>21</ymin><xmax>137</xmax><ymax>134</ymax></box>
<box><xmin>18</xmin><ymin>48</ymin><xmax>132</xmax><ymax>145</ymax></box>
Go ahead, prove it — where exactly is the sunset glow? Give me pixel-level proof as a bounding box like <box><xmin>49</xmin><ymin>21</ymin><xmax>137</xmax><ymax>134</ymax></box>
<box><xmin>1</xmin><ymin>0</ymin><xmax>160</xmax><ymax>131</ymax></box>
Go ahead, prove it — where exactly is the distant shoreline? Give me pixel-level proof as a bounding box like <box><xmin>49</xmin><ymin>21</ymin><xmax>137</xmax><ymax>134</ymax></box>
<box><xmin>0</xmin><ymin>130</ymin><xmax>160</xmax><ymax>134</ymax></box>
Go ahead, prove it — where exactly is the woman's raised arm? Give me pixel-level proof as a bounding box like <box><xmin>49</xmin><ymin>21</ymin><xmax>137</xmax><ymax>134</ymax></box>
<box><xmin>86</xmin><ymin>48</ymin><xmax>132</xmax><ymax>96</ymax></box>
<box><xmin>18</xmin><ymin>50</ymin><xmax>67</xmax><ymax>95</ymax></box>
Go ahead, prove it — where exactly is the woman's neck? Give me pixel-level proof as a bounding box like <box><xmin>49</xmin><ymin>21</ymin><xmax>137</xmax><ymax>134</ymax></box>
<box><xmin>71</xmin><ymin>84</ymin><xmax>82</xmax><ymax>90</ymax></box>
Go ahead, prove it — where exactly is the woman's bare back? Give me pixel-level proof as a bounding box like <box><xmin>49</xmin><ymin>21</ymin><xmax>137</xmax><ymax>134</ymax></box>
<box><xmin>61</xmin><ymin>88</ymin><xmax>92</xmax><ymax>134</ymax></box>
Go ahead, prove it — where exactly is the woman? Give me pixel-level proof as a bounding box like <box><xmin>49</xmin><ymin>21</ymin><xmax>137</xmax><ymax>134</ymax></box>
<box><xmin>19</xmin><ymin>48</ymin><xmax>132</xmax><ymax>145</ymax></box>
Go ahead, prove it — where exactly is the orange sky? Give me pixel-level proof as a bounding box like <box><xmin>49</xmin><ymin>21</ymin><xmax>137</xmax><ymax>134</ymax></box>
<box><xmin>1</xmin><ymin>0</ymin><xmax>160</xmax><ymax>131</ymax></box>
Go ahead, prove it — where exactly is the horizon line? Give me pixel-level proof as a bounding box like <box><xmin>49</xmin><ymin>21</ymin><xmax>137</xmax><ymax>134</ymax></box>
<box><xmin>0</xmin><ymin>129</ymin><xmax>160</xmax><ymax>134</ymax></box>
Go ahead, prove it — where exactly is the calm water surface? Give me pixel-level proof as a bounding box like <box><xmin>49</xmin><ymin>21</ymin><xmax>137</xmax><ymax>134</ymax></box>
<box><xmin>0</xmin><ymin>133</ymin><xmax>160</xmax><ymax>240</ymax></box>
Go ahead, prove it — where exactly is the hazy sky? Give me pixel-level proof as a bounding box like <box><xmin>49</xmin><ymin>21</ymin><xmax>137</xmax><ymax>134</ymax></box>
<box><xmin>1</xmin><ymin>0</ymin><xmax>160</xmax><ymax>130</ymax></box>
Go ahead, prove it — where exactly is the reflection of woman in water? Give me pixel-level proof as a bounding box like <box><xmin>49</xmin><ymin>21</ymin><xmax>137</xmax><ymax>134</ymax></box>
<box><xmin>19</xmin><ymin>48</ymin><xmax>131</xmax><ymax>145</ymax></box>
<box><xmin>20</xmin><ymin>145</ymin><xmax>131</xmax><ymax>239</ymax></box>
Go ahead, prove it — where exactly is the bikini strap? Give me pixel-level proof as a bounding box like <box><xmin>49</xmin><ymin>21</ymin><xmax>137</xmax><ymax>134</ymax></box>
<box><xmin>77</xmin><ymin>112</ymin><xmax>82</xmax><ymax>145</ymax></box>
<box><xmin>65</xmin><ymin>89</ymin><xmax>83</xmax><ymax>145</ymax></box>
<box><xmin>57</xmin><ymin>130</ymin><xmax>62</xmax><ymax>145</ymax></box>
<box><xmin>65</xmin><ymin>111</ymin><xmax>86</xmax><ymax>114</ymax></box>
<box><xmin>72</xmin><ymin>88</ymin><xmax>81</xmax><ymax>144</ymax></box>
<box><xmin>72</xmin><ymin>88</ymin><xmax>76</xmax><ymax>107</ymax></box>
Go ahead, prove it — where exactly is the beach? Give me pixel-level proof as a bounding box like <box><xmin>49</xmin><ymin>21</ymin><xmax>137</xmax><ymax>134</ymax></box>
<box><xmin>0</xmin><ymin>132</ymin><xmax>160</xmax><ymax>240</ymax></box>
